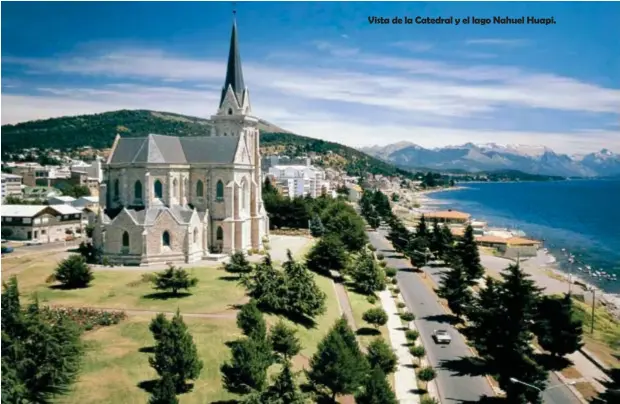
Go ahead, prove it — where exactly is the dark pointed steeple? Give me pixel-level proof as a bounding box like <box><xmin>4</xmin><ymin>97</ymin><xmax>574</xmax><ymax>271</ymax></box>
<box><xmin>220</xmin><ymin>16</ymin><xmax>246</xmax><ymax>107</ymax></box>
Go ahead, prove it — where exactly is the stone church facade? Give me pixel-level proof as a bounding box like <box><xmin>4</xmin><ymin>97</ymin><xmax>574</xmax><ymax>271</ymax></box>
<box><xmin>93</xmin><ymin>20</ymin><xmax>269</xmax><ymax>266</ymax></box>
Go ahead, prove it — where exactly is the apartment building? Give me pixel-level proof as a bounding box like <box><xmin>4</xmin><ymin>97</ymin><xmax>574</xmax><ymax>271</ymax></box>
<box><xmin>267</xmin><ymin>165</ymin><xmax>330</xmax><ymax>198</ymax></box>
<box><xmin>1</xmin><ymin>173</ymin><xmax>23</xmax><ymax>200</ymax></box>
<box><xmin>1</xmin><ymin>204</ymin><xmax>83</xmax><ymax>242</ymax></box>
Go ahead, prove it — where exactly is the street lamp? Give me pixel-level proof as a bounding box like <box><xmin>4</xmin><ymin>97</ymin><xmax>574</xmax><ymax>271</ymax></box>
<box><xmin>509</xmin><ymin>377</ymin><xmax>576</xmax><ymax>393</ymax></box>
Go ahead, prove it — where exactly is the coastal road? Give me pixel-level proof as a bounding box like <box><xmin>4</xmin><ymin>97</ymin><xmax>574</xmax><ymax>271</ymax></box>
<box><xmin>368</xmin><ymin>230</ymin><xmax>582</xmax><ymax>404</ymax></box>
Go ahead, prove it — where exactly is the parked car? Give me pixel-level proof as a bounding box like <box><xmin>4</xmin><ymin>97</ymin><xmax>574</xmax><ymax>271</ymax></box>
<box><xmin>24</xmin><ymin>240</ymin><xmax>43</xmax><ymax>246</ymax></box>
<box><xmin>432</xmin><ymin>329</ymin><xmax>452</xmax><ymax>344</ymax></box>
<box><xmin>1</xmin><ymin>246</ymin><xmax>14</xmax><ymax>254</ymax></box>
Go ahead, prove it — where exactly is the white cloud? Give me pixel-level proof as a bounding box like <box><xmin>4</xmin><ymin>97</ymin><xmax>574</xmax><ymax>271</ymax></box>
<box><xmin>2</xmin><ymin>43</ymin><xmax>619</xmax><ymax>153</ymax></box>
<box><xmin>465</xmin><ymin>38</ymin><xmax>529</xmax><ymax>47</ymax></box>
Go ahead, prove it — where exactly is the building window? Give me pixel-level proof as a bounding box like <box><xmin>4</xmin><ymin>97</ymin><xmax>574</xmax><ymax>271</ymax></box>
<box><xmin>162</xmin><ymin>231</ymin><xmax>171</xmax><ymax>247</ymax></box>
<box><xmin>154</xmin><ymin>180</ymin><xmax>163</xmax><ymax>199</ymax></box>
<box><xmin>122</xmin><ymin>231</ymin><xmax>129</xmax><ymax>253</ymax></box>
<box><xmin>216</xmin><ymin>226</ymin><xmax>223</xmax><ymax>241</ymax></box>
<box><xmin>216</xmin><ymin>180</ymin><xmax>224</xmax><ymax>200</ymax></box>
<box><xmin>134</xmin><ymin>180</ymin><xmax>142</xmax><ymax>202</ymax></box>
<box><xmin>114</xmin><ymin>179</ymin><xmax>120</xmax><ymax>199</ymax></box>
<box><xmin>23</xmin><ymin>218</ymin><xmax>32</xmax><ymax>224</ymax></box>
<box><xmin>241</xmin><ymin>180</ymin><xmax>248</xmax><ymax>212</ymax></box>
<box><xmin>193</xmin><ymin>228</ymin><xmax>198</xmax><ymax>244</ymax></box>
<box><xmin>196</xmin><ymin>180</ymin><xmax>204</xmax><ymax>197</ymax></box>
<box><xmin>228</xmin><ymin>108</ymin><xmax>233</xmax><ymax>115</ymax></box>
<box><xmin>173</xmin><ymin>178</ymin><xmax>178</xmax><ymax>198</ymax></box>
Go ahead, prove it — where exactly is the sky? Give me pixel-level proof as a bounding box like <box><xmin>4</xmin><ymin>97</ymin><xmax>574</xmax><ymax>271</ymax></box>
<box><xmin>2</xmin><ymin>1</ymin><xmax>619</xmax><ymax>154</ymax></box>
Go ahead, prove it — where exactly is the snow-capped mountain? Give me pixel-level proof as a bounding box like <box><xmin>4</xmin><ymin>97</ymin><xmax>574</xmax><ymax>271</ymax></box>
<box><xmin>359</xmin><ymin>143</ymin><xmax>620</xmax><ymax>177</ymax></box>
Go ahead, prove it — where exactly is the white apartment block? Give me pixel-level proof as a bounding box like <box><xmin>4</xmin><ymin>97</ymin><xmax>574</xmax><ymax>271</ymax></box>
<box><xmin>1</xmin><ymin>173</ymin><xmax>23</xmax><ymax>201</ymax></box>
<box><xmin>267</xmin><ymin>165</ymin><xmax>330</xmax><ymax>198</ymax></box>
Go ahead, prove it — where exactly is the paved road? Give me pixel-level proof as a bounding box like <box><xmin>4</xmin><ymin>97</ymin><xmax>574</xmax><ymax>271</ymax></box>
<box><xmin>369</xmin><ymin>230</ymin><xmax>582</xmax><ymax>404</ymax></box>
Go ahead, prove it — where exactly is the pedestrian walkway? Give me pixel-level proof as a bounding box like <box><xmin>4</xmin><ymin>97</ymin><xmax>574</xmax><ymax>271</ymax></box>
<box><xmin>379</xmin><ymin>290</ymin><xmax>420</xmax><ymax>404</ymax></box>
<box><xmin>333</xmin><ymin>280</ymin><xmax>358</xmax><ymax>330</ymax></box>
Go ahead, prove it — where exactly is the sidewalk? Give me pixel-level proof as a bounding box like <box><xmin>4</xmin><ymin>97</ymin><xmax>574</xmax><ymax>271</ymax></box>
<box><xmin>379</xmin><ymin>290</ymin><xmax>420</xmax><ymax>404</ymax></box>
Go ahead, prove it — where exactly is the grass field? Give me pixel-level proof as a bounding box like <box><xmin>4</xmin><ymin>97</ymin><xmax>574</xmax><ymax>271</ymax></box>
<box><xmin>13</xmin><ymin>263</ymin><xmax>248</xmax><ymax>314</ymax></box>
<box><xmin>571</xmin><ymin>297</ymin><xmax>620</xmax><ymax>368</ymax></box>
<box><xmin>57</xmin><ymin>315</ymin><xmax>241</xmax><ymax>404</ymax></box>
<box><xmin>346</xmin><ymin>285</ymin><xmax>389</xmax><ymax>349</ymax></box>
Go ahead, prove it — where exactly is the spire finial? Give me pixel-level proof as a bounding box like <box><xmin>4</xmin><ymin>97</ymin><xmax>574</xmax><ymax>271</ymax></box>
<box><xmin>232</xmin><ymin>2</ymin><xmax>236</xmax><ymax>17</ymax></box>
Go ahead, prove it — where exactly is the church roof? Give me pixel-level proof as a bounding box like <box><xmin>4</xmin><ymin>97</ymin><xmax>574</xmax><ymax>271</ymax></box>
<box><xmin>220</xmin><ymin>19</ymin><xmax>246</xmax><ymax>107</ymax></box>
<box><xmin>109</xmin><ymin>134</ymin><xmax>239</xmax><ymax>165</ymax></box>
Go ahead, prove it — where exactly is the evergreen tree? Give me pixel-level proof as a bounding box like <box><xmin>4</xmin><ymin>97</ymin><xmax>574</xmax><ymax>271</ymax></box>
<box><xmin>269</xmin><ymin>320</ymin><xmax>301</xmax><ymax>361</ymax></box>
<box><xmin>262</xmin><ymin>361</ymin><xmax>306</xmax><ymax>404</ymax></box>
<box><xmin>283</xmin><ymin>250</ymin><xmax>327</xmax><ymax>319</ymax></box>
<box><xmin>148</xmin><ymin>373</ymin><xmax>179</xmax><ymax>404</ymax></box>
<box><xmin>309</xmin><ymin>214</ymin><xmax>325</xmax><ymax>237</ymax></box>
<box><xmin>440</xmin><ymin>224</ymin><xmax>455</xmax><ymax>260</ymax></box>
<box><xmin>225</xmin><ymin>251</ymin><xmax>253</xmax><ymax>278</ymax></box>
<box><xmin>221</xmin><ymin>337</ymin><xmax>272</xmax><ymax>394</ymax></box>
<box><xmin>458</xmin><ymin>225</ymin><xmax>484</xmax><ymax>282</ymax></box>
<box><xmin>54</xmin><ymin>254</ymin><xmax>94</xmax><ymax>288</ymax></box>
<box><xmin>149</xmin><ymin>313</ymin><xmax>170</xmax><ymax>343</ymax></box>
<box><xmin>352</xmin><ymin>252</ymin><xmax>386</xmax><ymax>295</ymax></box>
<box><xmin>237</xmin><ymin>300</ymin><xmax>267</xmax><ymax>340</ymax></box>
<box><xmin>534</xmin><ymin>295</ymin><xmax>584</xmax><ymax>357</ymax></box>
<box><xmin>436</xmin><ymin>262</ymin><xmax>473</xmax><ymax>320</ymax></box>
<box><xmin>407</xmin><ymin>236</ymin><xmax>430</xmax><ymax>268</ymax></box>
<box><xmin>415</xmin><ymin>215</ymin><xmax>430</xmax><ymax>242</ymax></box>
<box><xmin>465</xmin><ymin>276</ymin><xmax>504</xmax><ymax>358</ymax></box>
<box><xmin>366</xmin><ymin>338</ymin><xmax>398</xmax><ymax>375</ymax></box>
<box><xmin>152</xmin><ymin>265</ymin><xmax>198</xmax><ymax>295</ymax></box>
<box><xmin>149</xmin><ymin>310</ymin><xmax>203</xmax><ymax>392</ymax></box>
<box><xmin>306</xmin><ymin>235</ymin><xmax>348</xmax><ymax>275</ymax></box>
<box><xmin>321</xmin><ymin>205</ymin><xmax>368</xmax><ymax>252</ymax></box>
<box><xmin>387</xmin><ymin>218</ymin><xmax>410</xmax><ymax>253</ymax></box>
<box><xmin>245</xmin><ymin>255</ymin><xmax>288</xmax><ymax>312</ymax></box>
<box><xmin>366</xmin><ymin>210</ymin><xmax>381</xmax><ymax>230</ymax></box>
<box><xmin>332</xmin><ymin>317</ymin><xmax>367</xmax><ymax>365</ymax></box>
<box><xmin>355</xmin><ymin>366</ymin><xmax>397</xmax><ymax>404</ymax></box>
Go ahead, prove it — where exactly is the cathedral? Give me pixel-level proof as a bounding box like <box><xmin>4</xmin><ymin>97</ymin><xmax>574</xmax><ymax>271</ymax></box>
<box><xmin>93</xmin><ymin>19</ymin><xmax>269</xmax><ymax>266</ymax></box>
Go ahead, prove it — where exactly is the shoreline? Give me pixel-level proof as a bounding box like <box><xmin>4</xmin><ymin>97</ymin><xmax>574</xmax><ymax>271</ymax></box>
<box><xmin>407</xmin><ymin>188</ymin><xmax>620</xmax><ymax>319</ymax></box>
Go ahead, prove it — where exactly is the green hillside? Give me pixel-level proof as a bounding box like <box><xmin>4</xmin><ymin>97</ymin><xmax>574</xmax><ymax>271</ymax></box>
<box><xmin>1</xmin><ymin>109</ymin><xmax>415</xmax><ymax>178</ymax></box>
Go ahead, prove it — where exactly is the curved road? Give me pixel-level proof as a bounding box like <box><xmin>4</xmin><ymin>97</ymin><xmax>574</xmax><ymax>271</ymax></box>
<box><xmin>368</xmin><ymin>230</ymin><xmax>581</xmax><ymax>404</ymax></box>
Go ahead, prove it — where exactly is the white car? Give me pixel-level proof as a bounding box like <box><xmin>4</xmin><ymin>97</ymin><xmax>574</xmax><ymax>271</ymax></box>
<box><xmin>24</xmin><ymin>240</ymin><xmax>43</xmax><ymax>246</ymax></box>
<box><xmin>432</xmin><ymin>329</ymin><xmax>452</xmax><ymax>344</ymax></box>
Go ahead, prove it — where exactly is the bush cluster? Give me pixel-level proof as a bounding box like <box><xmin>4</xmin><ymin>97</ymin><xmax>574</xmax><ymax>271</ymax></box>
<box><xmin>39</xmin><ymin>306</ymin><xmax>127</xmax><ymax>331</ymax></box>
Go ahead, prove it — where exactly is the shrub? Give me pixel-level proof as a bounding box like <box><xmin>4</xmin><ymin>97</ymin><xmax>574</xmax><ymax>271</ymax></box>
<box><xmin>385</xmin><ymin>267</ymin><xmax>397</xmax><ymax>277</ymax></box>
<box><xmin>397</xmin><ymin>302</ymin><xmax>406</xmax><ymax>309</ymax></box>
<box><xmin>54</xmin><ymin>254</ymin><xmax>94</xmax><ymax>288</ymax></box>
<box><xmin>363</xmin><ymin>308</ymin><xmax>388</xmax><ymax>328</ymax></box>
<box><xmin>391</xmin><ymin>278</ymin><xmax>398</xmax><ymax>285</ymax></box>
<box><xmin>379</xmin><ymin>261</ymin><xmax>387</xmax><ymax>268</ymax></box>
<box><xmin>152</xmin><ymin>265</ymin><xmax>198</xmax><ymax>295</ymax></box>
<box><xmin>421</xmin><ymin>396</ymin><xmax>439</xmax><ymax>404</ymax></box>
<box><xmin>417</xmin><ymin>367</ymin><xmax>437</xmax><ymax>383</ymax></box>
<box><xmin>368</xmin><ymin>245</ymin><xmax>377</xmax><ymax>252</ymax></box>
<box><xmin>405</xmin><ymin>330</ymin><xmax>419</xmax><ymax>341</ymax></box>
<box><xmin>366</xmin><ymin>338</ymin><xmax>398</xmax><ymax>375</ymax></box>
<box><xmin>400</xmin><ymin>312</ymin><xmax>415</xmax><ymax>322</ymax></box>
<box><xmin>366</xmin><ymin>295</ymin><xmax>377</xmax><ymax>304</ymax></box>
<box><xmin>376</xmin><ymin>253</ymin><xmax>385</xmax><ymax>260</ymax></box>
<box><xmin>392</xmin><ymin>287</ymin><xmax>400</xmax><ymax>294</ymax></box>
<box><xmin>410</xmin><ymin>345</ymin><xmax>426</xmax><ymax>363</ymax></box>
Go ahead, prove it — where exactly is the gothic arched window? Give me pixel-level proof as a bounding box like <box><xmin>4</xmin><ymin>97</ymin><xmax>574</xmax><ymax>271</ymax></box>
<box><xmin>134</xmin><ymin>180</ymin><xmax>142</xmax><ymax>202</ymax></box>
<box><xmin>193</xmin><ymin>228</ymin><xmax>198</xmax><ymax>244</ymax></box>
<box><xmin>216</xmin><ymin>226</ymin><xmax>223</xmax><ymax>241</ymax></box>
<box><xmin>241</xmin><ymin>179</ymin><xmax>248</xmax><ymax>212</ymax></box>
<box><xmin>122</xmin><ymin>231</ymin><xmax>129</xmax><ymax>248</ymax></box>
<box><xmin>114</xmin><ymin>179</ymin><xmax>120</xmax><ymax>199</ymax></box>
<box><xmin>162</xmin><ymin>231</ymin><xmax>171</xmax><ymax>247</ymax></box>
<box><xmin>173</xmin><ymin>178</ymin><xmax>178</xmax><ymax>198</ymax></box>
<box><xmin>228</xmin><ymin>108</ymin><xmax>233</xmax><ymax>115</ymax></box>
<box><xmin>196</xmin><ymin>180</ymin><xmax>204</xmax><ymax>197</ymax></box>
<box><xmin>154</xmin><ymin>180</ymin><xmax>163</xmax><ymax>199</ymax></box>
<box><xmin>216</xmin><ymin>180</ymin><xmax>224</xmax><ymax>200</ymax></box>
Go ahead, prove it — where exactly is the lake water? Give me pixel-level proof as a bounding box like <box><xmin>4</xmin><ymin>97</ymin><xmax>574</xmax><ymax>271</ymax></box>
<box><xmin>429</xmin><ymin>180</ymin><xmax>620</xmax><ymax>293</ymax></box>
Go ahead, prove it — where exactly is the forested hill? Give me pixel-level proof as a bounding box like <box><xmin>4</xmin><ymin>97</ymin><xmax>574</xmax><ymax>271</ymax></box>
<box><xmin>1</xmin><ymin>109</ymin><xmax>415</xmax><ymax>178</ymax></box>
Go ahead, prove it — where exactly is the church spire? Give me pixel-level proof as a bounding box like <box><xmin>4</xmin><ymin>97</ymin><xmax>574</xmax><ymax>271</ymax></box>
<box><xmin>220</xmin><ymin>15</ymin><xmax>246</xmax><ymax>108</ymax></box>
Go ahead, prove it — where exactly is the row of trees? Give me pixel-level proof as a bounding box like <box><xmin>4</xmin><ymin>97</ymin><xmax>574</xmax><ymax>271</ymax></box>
<box><xmin>364</xmin><ymin>189</ymin><xmax>585</xmax><ymax>404</ymax></box>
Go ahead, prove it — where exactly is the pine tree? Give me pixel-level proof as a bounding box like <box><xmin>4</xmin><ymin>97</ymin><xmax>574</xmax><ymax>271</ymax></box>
<box><xmin>458</xmin><ymin>225</ymin><xmax>484</xmax><ymax>282</ymax></box>
<box><xmin>436</xmin><ymin>262</ymin><xmax>473</xmax><ymax>320</ymax></box>
<box><xmin>221</xmin><ymin>337</ymin><xmax>273</xmax><ymax>394</ymax></box>
<box><xmin>148</xmin><ymin>373</ymin><xmax>179</xmax><ymax>404</ymax></box>
<box><xmin>534</xmin><ymin>295</ymin><xmax>584</xmax><ymax>357</ymax></box>
<box><xmin>307</xmin><ymin>317</ymin><xmax>368</xmax><ymax>400</ymax></box>
<box><xmin>246</xmin><ymin>255</ymin><xmax>288</xmax><ymax>312</ymax></box>
<box><xmin>309</xmin><ymin>214</ymin><xmax>325</xmax><ymax>237</ymax></box>
<box><xmin>355</xmin><ymin>366</ymin><xmax>397</xmax><ymax>404</ymax></box>
<box><xmin>237</xmin><ymin>300</ymin><xmax>267</xmax><ymax>340</ymax></box>
<box><xmin>152</xmin><ymin>265</ymin><xmax>198</xmax><ymax>295</ymax></box>
<box><xmin>366</xmin><ymin>338</ymin><xmax>398</xmax><ymax>375</ymax></box>
<box><xmin>149</xmin><ymin>310</ymin><xmax>203</xmax><ymax>392</ymax></box>
<box><xmin>225</xmin><ymin>251</ymin><xmax>253</xmax><ymax>278</ymax></box>
<box><xmin>440</xmin><ymin>224</ymin><xmax>455</xmax><ymax>261</ymax></box>
<box><xmin>149</xmin><ymin>313</ymin><xmax>170</xmax><ymax>343</ymax></box>
<box><xmin>262</xmin><ymin>361</ymin><xmax>306</xmax><ymax>404</ymax></box>
<box><xmin>269</xmin><ymin>320</ymin><xmax>301</xmax><ymax>361</ymax></box>
<box><xmin>415</xmin><ymin>215</ymin><xmax>430</xmax><ymax>241</ymax></box>
<box><xmin>305</xmin><ymin>235</ymin><xmax>348</xmax><ymax>275</ymax></box>
<box><xmin>352</xmin><ymin>252</ymin><xmax>386</xmax><ymax>295</ymax></box>
<box><xmin>54</xmin><ymin>254</ymin><xmax>94</xmax><ymax>288</ymax></box>
<box><xmin>283</xmin><ymin>250</ymin><xmax>326</xmax><ymax>319</ymax></box>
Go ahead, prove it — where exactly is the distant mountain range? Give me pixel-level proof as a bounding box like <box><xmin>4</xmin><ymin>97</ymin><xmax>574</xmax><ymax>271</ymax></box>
<box><xmin>360</xmin><ymin>142</ymin><xmax>620</xmax><ymax>177</ymax></box>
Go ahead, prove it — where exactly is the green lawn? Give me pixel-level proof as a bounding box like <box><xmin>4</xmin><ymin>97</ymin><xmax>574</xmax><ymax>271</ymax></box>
<box><xmin>14</xmin><ymin>263</ymin><xmax>248</xmax><ymax>314</ymax></box>
<box><xmin>346</xmin><ymin>285</ymin><xmax>389</xmax><ymax>349</ymax></box>
<box><xmin>57</xmin><ymin>315</ymin><xmax>242</xmax><ymax>404</ymax></box>
<box><xmin>571</xmin><ymin>296</ymin><xmax>620</xmax><ymax>368</ymax></box>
